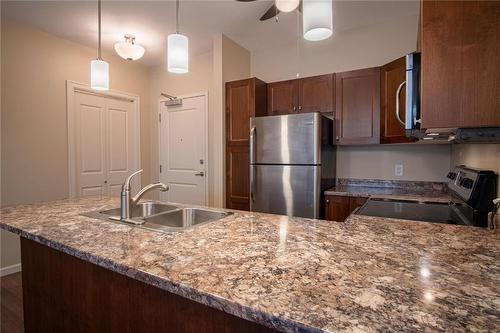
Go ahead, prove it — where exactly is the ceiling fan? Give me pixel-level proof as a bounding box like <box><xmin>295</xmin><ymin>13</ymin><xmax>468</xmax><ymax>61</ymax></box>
<box><xmin>236</xmin><ymin>0</ymin><xmax>302</xmax><ymax>21</ymax></box>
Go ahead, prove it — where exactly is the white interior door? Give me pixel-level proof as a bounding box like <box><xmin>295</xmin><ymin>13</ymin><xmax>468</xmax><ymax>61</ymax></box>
<box><xmin>73</xmin><ymin>91</ymin><xmax>139</xmax><ymax>197</ymax></box>
<box><xmin>106</xmin><ymin>98</ymin><xmax>139</xmax><ymax>196</ymax></box>
<box><xmin>159</xmin><ymin>94</ymin><xmax>207</xmax><ymax>205</ymax></box>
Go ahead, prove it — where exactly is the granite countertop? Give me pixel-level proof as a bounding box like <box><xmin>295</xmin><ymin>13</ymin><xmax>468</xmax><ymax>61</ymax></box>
<box><xmin>325</xmin><ymin>179</ymin><xmax>452</xmax><ymax>203</ymax></box>
<box><xmin>1</xmin><ymin>197</ymin><xmax>499</xmax><ymax>332</ymax></box>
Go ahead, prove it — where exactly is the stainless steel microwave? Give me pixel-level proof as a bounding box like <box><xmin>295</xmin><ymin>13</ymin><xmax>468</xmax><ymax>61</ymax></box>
<box><xmin>405</xmin><ymin>52</ymin><xmax>422</xmax><ymax>138</ymax></box>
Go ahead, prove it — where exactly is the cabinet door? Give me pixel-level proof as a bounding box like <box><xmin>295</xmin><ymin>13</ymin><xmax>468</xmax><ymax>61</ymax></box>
<box><xmin>298</xmin><ymin>74</ymin><xmax>334</xmax><ymax>113</ymax></box>
<box><xmin>267</xmin><ymin>80</ymin><xmax>298</xmax><ymax>115</ymax></box>
<box><xmin>324</xmin><ymin>195</ymin><xmax>351</xmax><ymax>222</ymax></box>
<box><xmin>349</xmin><ymin>197</ymin><xmax>368</xmax><ymax>213</ymax></box>
<box><xmin>226</xmin><ymin>79</ymin><xmax>255</xmax><ymax>145</ymax></box>
<box><xmin>380</xmin><ymin>57</ymin><xmax>415</xmax><ymax>144</ymax></box>
<box><xmin>335</xmin><ymin>67</ymin><xmax>380</xmax><ymax>145</ymax></box>
<box><xmin>421</xmin><ymin>1</ymin><xmax>500</xmax><ymax>128</ymax></box>
<box><xmin>226</xmin><ymin>145</ymin><xmax>250</xmax><ymax>210</ymax></box>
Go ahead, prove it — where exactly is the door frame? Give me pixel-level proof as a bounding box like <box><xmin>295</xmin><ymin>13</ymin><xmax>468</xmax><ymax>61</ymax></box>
<box><xmin>157</xmin><ymin>92</ymin><xmax>209</xmax><ymax>205</ymax></box>
<box><xmin>66</xmin><ymin>80</ymin><xmax>141</xmax><ymax>199</ymax></box>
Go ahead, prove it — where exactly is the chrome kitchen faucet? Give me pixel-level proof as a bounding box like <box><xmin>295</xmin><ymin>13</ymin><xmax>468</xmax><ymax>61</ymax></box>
<box><xmin>119</xmin><ymin>169</ymin><xmax>169</xmax><ymax>221</ymax></box>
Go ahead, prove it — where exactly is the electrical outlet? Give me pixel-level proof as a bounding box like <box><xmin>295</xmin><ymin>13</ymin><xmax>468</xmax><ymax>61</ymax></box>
<box><xmin>395</xmin><ymin>164</ymin><xmax>404</xmax><ymax>177</ymax></box>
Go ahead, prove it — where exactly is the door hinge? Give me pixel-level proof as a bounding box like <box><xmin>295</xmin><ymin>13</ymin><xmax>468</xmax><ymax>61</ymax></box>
<box><xmin>160</xmin><ymin>165</ymin><xmax>162</xmax><ymax>173</ymax></box>
<box><xmin>159</xmin><ymin>113</ymin><xmax>162</xmax><ymax>122</ymax></box>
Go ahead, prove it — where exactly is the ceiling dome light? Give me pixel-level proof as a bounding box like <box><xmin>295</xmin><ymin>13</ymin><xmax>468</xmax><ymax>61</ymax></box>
<box><xmin>114</xmin><ymin>34</ymin><xmax>145</xmax><ymax>61</ymax></box>
<box><xmin>276</xmin><ymin>0</ymin><xmax>300</xmax><ymax>13</ymax></box>
<box><xmin>168</xmin><ymin>0</ymin><xmax>188</xmax><ymax>74</ymax></box>
<box><xmin>303</xmin><ymin>0</ymin><xmax>333</xmax><ymax>41</ymax></box>
<box><xmin>90</xmin><ymin>0</ymin><xmax>109</xmax><ymax>91</ymax></box>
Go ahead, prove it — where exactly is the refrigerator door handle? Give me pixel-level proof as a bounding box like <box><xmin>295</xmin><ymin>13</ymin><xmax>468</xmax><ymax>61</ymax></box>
<box><xmin>250</xmin><ymin>165</ymin><xmax>255</xmax><ymax>204</ymax></box>
<box><xmin>249</xmin><ymin>125</ymin><xmax>256</xmax><ymax>164</ymax></box>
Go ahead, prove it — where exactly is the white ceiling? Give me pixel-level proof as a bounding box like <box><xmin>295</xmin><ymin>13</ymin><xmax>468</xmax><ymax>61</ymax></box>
<box><xmin>2</xmin><ymin>1</ymin><xmax>420</xmax><ymax>67</ymax></box>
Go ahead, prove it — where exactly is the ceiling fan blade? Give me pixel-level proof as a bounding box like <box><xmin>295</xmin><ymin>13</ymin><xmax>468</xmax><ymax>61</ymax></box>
<box><xmin>235</xmin><ymin>0</ymin><xmax>258</xmax><ymax>2</ymax></box>
<box><xmin>260</xmin><ymin>4</ymin><xmax>280</xmax><ymax>21</ymax></box>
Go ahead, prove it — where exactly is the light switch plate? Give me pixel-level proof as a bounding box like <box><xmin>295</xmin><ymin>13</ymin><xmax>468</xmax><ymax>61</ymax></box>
<box><xmin>395</xmin><ymin>164</ymin><xmax>404</xmax><ymax>177</ymax></box>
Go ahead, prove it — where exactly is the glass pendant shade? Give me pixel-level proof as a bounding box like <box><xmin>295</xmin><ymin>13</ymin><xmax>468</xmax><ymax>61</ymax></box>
<box><xmin>114</xmin><ymin>35</ymin><xmax>145</xmax><ymax>61</ymax></box>
<box><xmin>167</xmin><ymin>33</ymin><xmax>189</xmax><ymax>74</ymax></box>
<box><xmin>303</xmin><ymin>0</ymin><xmax>333</xmax><ymax>41</ymax></box>
<box><xmin>90</xmin><ymin>59</ymin><xmax>109</xmax><ymax>91</ymax></box>
<box><xmin>276</xmin><ymin>0</ymin><xmax>300</xmax><ymax>13</ymax></box>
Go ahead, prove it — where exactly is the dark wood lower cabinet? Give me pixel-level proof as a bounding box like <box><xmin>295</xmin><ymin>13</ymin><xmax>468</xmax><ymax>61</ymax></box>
<box><xmin>226</xmin><ymin>145</ymin><xmax>250</xmax><ymax>211</ymax></box>
<box><xmin>20</xmin><ymin>238</ymin><xmax>278</xmax><ymax>333</ymax></box>
<box><xmin>324</xmin><ymin>195</ymin><xmax>368</xmax><ymax>222</ymax></box>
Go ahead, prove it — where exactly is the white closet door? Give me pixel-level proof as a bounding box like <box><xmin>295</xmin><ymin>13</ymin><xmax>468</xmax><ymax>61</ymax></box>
<box><xmin>75</xmin><ymin>93</ymin><xmax>107</xmax><ymax>197</ymax></box>
<box><xmin>73</xmin><ymin>91</ymin><xmax>139</xmax><ymax>198</ymax></box>
<box><xmin>106</xmin><ymin>98</ymin><xmax>139</xmax><ymax>196</ymax></box>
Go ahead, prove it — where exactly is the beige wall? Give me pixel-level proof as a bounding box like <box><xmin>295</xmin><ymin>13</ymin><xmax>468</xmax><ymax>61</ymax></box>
<box><xmin>251</xmin><ymin>15</ymin><xmax>419</xmax><ymax>82</ymax></box>
<box><xmin>451</xmin><ymin>144</ymin><xmax>500</xmax><ymax>196</ymax></box>
<box><xmin>1</xmin><ymin>19</ymin><xmax>151</xmax><ymax>269</ymax></box>
<box><xmin>337</xmin><ymin>144</ymin><xmax>452</xmax><ymax>182</ymax></box>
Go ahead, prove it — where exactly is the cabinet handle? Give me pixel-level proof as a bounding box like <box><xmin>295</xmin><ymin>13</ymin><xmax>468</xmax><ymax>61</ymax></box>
<box><xmin>395</xmin><ymin>81</ymin><xmax>406</xmax><ymax>126</ymax></box>
<box><xmin>194</xmin><ymin>171</ymin><xmax>205</xmax><ymax>177</ymax></box>
<box><xmin>298</xmin><ymin>106</ymin><xmax>303</xmax><ymax>110</ymax></box>
<box><xmin>326</xmin><ymin>199</ymin><xmax>330</xmax><ymax>204</ymax></box>
<box><xmin>293</xmin><ymin>106</ymin><xmax>296</xmax><ymax>111</ymax></box>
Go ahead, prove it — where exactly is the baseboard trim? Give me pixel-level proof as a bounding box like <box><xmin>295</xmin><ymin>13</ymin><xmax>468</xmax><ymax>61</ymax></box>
<box><xmin>0</xmin><ymin>263</ymin><xmax>22</xmax><ymax>277</ymax></box>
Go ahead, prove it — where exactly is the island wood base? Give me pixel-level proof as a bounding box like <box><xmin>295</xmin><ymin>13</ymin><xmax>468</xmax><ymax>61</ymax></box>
<box><xmin>20</xmin><ymin>238</ymin><xmax>278</xmax><ymax>333</ymax></box>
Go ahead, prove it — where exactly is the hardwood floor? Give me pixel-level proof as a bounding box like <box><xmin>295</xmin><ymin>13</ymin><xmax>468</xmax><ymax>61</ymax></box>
<box><xmin>0</xmin><ymin>272</ymin><xmax>24</xmax><ymax>333</ymax></box>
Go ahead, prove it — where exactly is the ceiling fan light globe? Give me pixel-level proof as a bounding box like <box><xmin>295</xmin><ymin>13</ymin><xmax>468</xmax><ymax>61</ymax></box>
<box><xmin>276</xmin><ymin>0</ymin><xmax>300</xmax><ymax>13</ymax></box>
<box><xmin>303</xmin><ymin>0</ymin><xmax>333</xmax><ymax>41</ymax></box>
<box><xmin>114</xmin><ymin>38</ymin><xmax>145</xmax><ymax>61</ymax></box>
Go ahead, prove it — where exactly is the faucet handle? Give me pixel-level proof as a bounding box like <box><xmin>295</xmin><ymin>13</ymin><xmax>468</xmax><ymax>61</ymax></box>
<box><xmin>123</xmin><ymin>169</ymin><xmax>143</xmax><ymax>190</ymax></box>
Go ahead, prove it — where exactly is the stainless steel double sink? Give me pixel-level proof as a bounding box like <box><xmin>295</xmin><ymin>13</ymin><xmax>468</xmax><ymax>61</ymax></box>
<box><xmin>83</xmin><ymin>202</ymin><xmax>232</xmax><ymax>233</ymax></box>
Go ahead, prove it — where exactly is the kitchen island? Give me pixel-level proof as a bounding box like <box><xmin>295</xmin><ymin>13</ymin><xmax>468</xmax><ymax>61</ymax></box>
<box><xmin>1</xmin><ymin>197</ymin><xmax>499</xmax><ymax>332</ymax></box>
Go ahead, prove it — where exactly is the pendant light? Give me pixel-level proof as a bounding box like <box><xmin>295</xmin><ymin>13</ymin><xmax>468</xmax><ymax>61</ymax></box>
<box><xmin>90</xmin><ymin>0</ymin><xmax>109</xmax><ymax>90</ymax></box>
<box><xmin>114</xmin><ymin>34</ymin><xmax>145</xmax><ymax>61</ymax></box>
<box><xmin>168</xmin><ymin>0</ymin><xmax>189</xmax><ymax>74</ymax></box>
<box><xmin>303</xmin><ymin>0</ymin><xmax>333</xmax><ymax>42</ymax></box>
<box><xmin>276</xmin><ymin>0</ymin><xmax>300</xmax><ymax>13</ymax></box>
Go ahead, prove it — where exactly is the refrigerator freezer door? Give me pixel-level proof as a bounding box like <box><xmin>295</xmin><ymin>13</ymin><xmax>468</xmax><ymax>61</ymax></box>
<box><xmin>250</xmin><ymin>113</ymin><xmax>320</xmax><ymax>165</ymax></box>
<box><xmin>250</xmin><ymin>165</ymin><xmax>320</xmax><ymax>218</ymax></box>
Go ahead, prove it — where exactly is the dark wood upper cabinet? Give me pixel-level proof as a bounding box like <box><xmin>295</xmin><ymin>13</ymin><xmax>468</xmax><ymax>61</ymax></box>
<box><xmin>267</xmin><ymin>80</ymin><xmax>298</xmax><ymax>115</ymax></box>
<box><xmin>380</xmin><ymin>57</ymin><xmax>415</xmax><ymax>144</ymax></box>
<box><xmin>421</xmin><ymin>1</ymin><xmax>500</xmax><ymax>128</ymax></box>
<box><xmin>335</xmin><ymin>67</ymin><xmax>381</xmax><ymax>145</ymax></box>
<box><xmin>225</xmin><ymin>78</ymin><xmax>267</xmax><ymax>211</ymax></box>
<box><xmin>298</xmin><ymin>74</ymin><xmax>334</xmax><ymax>113</ymax></box>
<box><xmin>226</xmin><ymin>78</ymin><xmax>267</xmax><ymax>145</ymax></box>
<box><xmin>267</xmin><ymin>74</ymin><xmax>334</xmax><ymax>115</ymax></box>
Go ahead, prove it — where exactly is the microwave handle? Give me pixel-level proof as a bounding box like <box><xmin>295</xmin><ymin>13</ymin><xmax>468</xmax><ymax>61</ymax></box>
<box><xmin>395</xmin><ymin>81</ymin><xmax>406</xmax><ymax>126</ymax></box>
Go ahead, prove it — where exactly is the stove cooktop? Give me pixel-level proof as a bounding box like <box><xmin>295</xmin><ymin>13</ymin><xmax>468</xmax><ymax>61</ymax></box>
<box><xmin>355</xmin><ymin>198</ymin><xmax>474</xmax><ymax>226</ymax></box>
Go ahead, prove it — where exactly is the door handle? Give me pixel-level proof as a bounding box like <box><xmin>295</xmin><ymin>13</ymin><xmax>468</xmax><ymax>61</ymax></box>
<box><xmin>249</xmin><ymin>125</ymin><xmax>256</xmax><ymax>164</ymax></box>
<box><xmin>395</xmin><ymin>81</ymin><xmax>406</xmax><ymax>126</ymax></box>
<box><xmin>194</xmin><ymin>171</ymin><xmax>205</xmax><ymax>177</ymax></box>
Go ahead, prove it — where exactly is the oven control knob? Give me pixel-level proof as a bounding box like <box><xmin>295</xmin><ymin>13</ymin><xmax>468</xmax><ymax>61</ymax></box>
<box><xmin>446</xmin><ymin>172</ymin><xmax>457</xmax><ymax>180</ymax></box>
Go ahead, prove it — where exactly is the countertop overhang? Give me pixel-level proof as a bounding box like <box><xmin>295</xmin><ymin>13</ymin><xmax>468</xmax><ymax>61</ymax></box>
<box><xmin>1</xmin><ymin>197</ymin><xmax>499</xmax><ymax>332</ymax></box>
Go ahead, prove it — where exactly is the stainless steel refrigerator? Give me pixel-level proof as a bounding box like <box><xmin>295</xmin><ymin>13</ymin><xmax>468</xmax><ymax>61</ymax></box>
<box><xmin>249</xmin><ymin>112</ymin><xmax>336</xmax><ymax>219</ymax></box>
